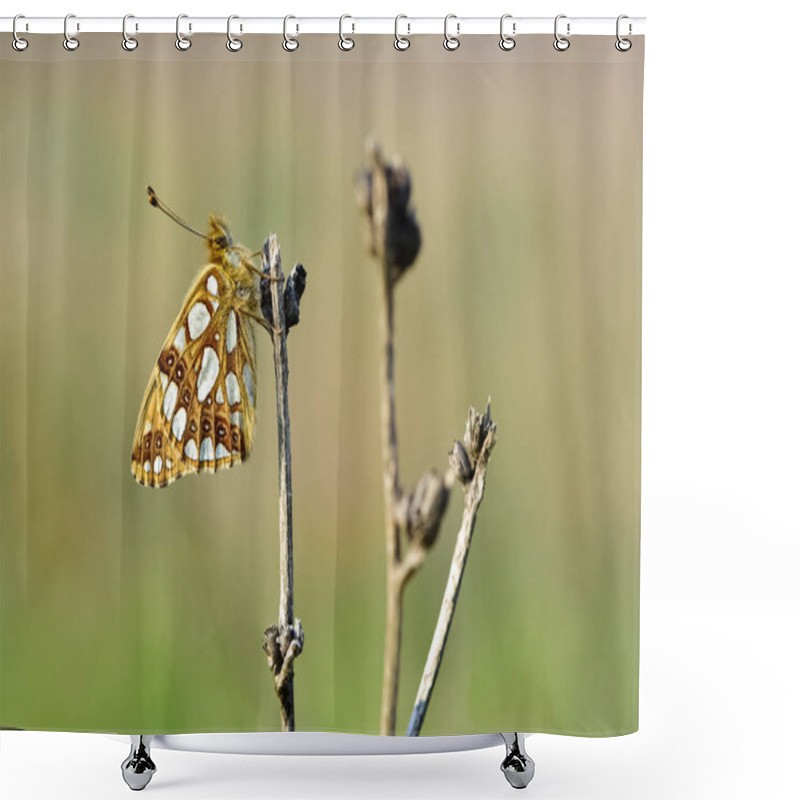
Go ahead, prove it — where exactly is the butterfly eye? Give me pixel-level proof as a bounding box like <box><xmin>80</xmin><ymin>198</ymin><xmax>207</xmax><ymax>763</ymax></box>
<box><xmin>214</xmin><ymin>236</ymin><xmax>228</xmax><ymax>249</ymax></box>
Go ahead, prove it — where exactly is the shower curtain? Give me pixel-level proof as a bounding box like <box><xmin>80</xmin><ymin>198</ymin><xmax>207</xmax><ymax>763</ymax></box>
<box><xmin>0</xmin><ymin>30</ymin><xmax>643</xmax><ymax>738</ymax></box>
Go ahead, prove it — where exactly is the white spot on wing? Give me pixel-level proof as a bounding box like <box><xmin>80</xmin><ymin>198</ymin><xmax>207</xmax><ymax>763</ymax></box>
<box><xmin>184</xmin><ymin>439</ymin><xmax>198</xmax><ymax>460</ymax></box>
<box><xmin>173</xmin><ymin>326</ymin><xmax>187</xmax><ymax>353</ymax></box>
<box><xmin>144</xmin><ymin>460</ymin><xmax>151</xmax><ymax>473</ymax></box>
<box><xmin>231</xmin><ymin>411</ymin><xmax>243</xmax><ymax>428</ymax></box>
<box><xmin>163</xmin><ymin>381</ymin><xmax>178</xmax><ymax>421</ymax></box>
<box><xmin>226</xmin><ymin>372</ymin><xmax>241</xmax><ymax>405</ymax></box>
<box><xmin>216</xmin><ymin>443</ymin><xmax>231</xmax><ymax>459</ymax></box>
<box><xmin>154</xmin><ymin>455</ymin><xmax>163</xmax><ymax>475</ymax></box>
<box><xmin>206</xmin><ymin>274</ymin><xmax>218</xmax><ymax>296</ymax></box>
<box><xmin>197</xmin><ymin>348</ymin><xmax>220</xmax><ymax>402</ymax></box>
<box><xmin>243</xmin><ymin>364</ymin><xmax>255</xmax><ymax>405</ymax></box>
<box><xmin>166</xmin><ymin>458</ymin><xmax>173</xmax><ymax>469</ymax></box>
<box><xmin>172</xmin><ymin>407</ymin><xmax>187</xmax><ymax>441</ymax></box>
<box><xmin>226</xmin><ymin>311</ymin><xmax>237</xmax><ymax>353</ymax></box>
<box><xmin>187</xmin><ymin>302</ymin><xmax>211</xmax><ymax>339</ymax></box>
<box><xmin>210</xmin><ymin>298</ymin><xmax>219</xmax><ymax>312</ymax></box>
<box><xmin>199</xmin><ymin>437</ymin><xmax>214</xmax><ymax>462</ymax></box>
<box><xmin>215</xmin><ymin>386</ymin><xmax>224</xmax><ymax>404</ymax></box>
<box><xmin>144</xmin><ymin>420</ymin><xmax>152</xmax><ymax>434</ymax></box>
<box><xmin>160</xmin><ymin>372</ymin><xmax>168</xmax><ymax>391</ymax></box>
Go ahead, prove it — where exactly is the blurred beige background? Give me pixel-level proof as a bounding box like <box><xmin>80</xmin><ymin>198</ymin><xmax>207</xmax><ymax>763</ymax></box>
<box><xmin>1</xmin><ymin>34</ymin><xmax>642</xmax><ymax>736</ymax></box>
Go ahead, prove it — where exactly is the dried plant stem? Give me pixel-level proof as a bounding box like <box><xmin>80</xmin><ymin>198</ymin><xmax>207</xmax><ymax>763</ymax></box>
<box><xmin>407</xmin><ymin>424</ymin><xmax>496</xmax><ymax>736</ymax></box>
<box><xmin>379</xmin><ymin>260</ymin><xmax>404</xmax><ymax>736</ymax></box>
<box><xmin>262</xmin><ymin>235</ymin><xmax>304</xmax><ymax>732</ymax></box>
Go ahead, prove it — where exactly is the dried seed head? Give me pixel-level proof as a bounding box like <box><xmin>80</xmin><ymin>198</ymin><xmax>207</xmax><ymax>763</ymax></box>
<box><xmin>464</xmin><ymin>401</ymin><xmax>497</xmax><ymax>462</ymax></box>
<box><xmin>262</xmin><ymin>624</ymin><xmax>283</xmax><ymax>673</ymax></box>
<box><xmin>356</xmin><ymin>143</ymin><xmax>422</xmax><ymax>284</ymax></box>
<box><xmin>449</xmin><ymin>439</ymin><xmax>474</xmax><ymax>485</ymax></box>
<box><xmin>408</xmin><ymin>469</ymin><xmax>450</xmax><ymax>550</ymax></box>
<box><xmin>283</xmin><ymin>263</ymin><xmax>307</xmax><ymax>328</ymax></box>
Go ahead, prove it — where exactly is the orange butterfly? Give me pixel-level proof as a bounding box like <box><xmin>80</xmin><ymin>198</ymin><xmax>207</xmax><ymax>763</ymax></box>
<box><xmin>131</xmin><ymin>187</ymin><xmax>275</xmax><ymax>488</ymax></box>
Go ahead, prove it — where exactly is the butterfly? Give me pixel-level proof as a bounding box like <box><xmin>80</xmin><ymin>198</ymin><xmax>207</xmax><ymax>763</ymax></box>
<box><xmin>131</xmin><ymin>187</ymin><xmax>276</xmax><ymax>488</ymax></box>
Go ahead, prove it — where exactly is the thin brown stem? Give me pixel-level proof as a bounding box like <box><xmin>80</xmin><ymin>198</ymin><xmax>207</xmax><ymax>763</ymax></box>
<box><xmin>406</xmin><ymin>415</ymin><xmax>497</xmax><ymax>736</ymax></box>
<box><xmin>261</xmin><ymin>234</ymin><xmax>304</xmax><ymax>732</ymax></box>
<box><xmin>379</xmin><ymin>263</ymin><xmax>403</xmax><ymax>735</ymax></box>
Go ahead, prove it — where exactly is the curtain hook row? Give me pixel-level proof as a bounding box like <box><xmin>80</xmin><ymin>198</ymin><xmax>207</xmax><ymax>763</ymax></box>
<box><xmin>10</xmin><ymin>16</ymin><xmax>637</xmax><ymax>54</ymax></box>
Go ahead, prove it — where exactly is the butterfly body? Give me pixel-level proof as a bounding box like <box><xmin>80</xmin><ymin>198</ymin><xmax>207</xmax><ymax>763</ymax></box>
<box><xmin>131</xmin><ymin>212</ymin><xmax>265</xmax><ymax>488</ymax></box>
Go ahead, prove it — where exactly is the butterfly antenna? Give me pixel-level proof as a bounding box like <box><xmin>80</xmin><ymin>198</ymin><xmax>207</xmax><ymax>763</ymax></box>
<box><xmin>147</xmin><ymin>186</ymin><xmax>206</xmax><ymax>239</ymax></box>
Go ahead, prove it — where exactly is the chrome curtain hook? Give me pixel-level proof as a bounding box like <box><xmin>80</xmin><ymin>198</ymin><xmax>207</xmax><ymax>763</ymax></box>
<box><xmin>339</xmin><ymin>14</ymin><xmax>355</xmax><ymax>51</ymax></box>
<box><xmin>394</xmin><ymin>14</ymin><xmax>410</xmax><ymax>51</ymax></box>
<box><xmin>615</xmin><ymin>14</ymin><xmax>632</xmax><ymax>51</ymax></box>
<box><xmin>175</xmin><ymin>14</ymin><xmax>191</xmax><ymax>50</ymax></box>
<box><xmin>283</xmin><ymin>15</ymin><xmax>299</xmax><ymax>51</ymax></box>
<box><xmin>227</xmin><ymin>15</ymin><xmax>243</xmax><ymax>51</ymax></box>
<box><xmin>443</xmin><ymin>14</ymin><xmax>460</xmax><ymax>51</ymax></box>
<box><xmin>63</xmin><ymin>13</ymin><xmax>79</xmax><ymax>51</ymax></box>
<box><xmin>553</xmin><ymin>14</ymin><xmax>570</xmax><ymax>51</ymax></box>
<box><xmin>122</xmin><ymin>14</ymin><xmax>138</xmax><ymax>51</ymax></box>
<box><xmin>12</xmin><ymin>14</ymin><xmax>29</xmax><ymax>52</ymax></box>
<box><xmin>499</xmin><ymin>14</ymin><xmax>516</xmax><ymax>51</ymax></box>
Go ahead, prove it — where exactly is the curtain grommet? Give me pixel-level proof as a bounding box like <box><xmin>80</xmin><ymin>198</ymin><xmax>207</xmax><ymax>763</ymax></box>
<box><xmin>394</xmin><ymin>15</ymin><xmax>410</xmax><ymax>51</ymax></box>
<box><xmin>443</xmin><ymin>14</ymin><xmax>460</xmax><ymax>51</ymax></box>
<box><xmin>499</xmin><ymin>14</ymin><xmax>516</xmax><ymax>51</ymax></box>
<box><xmin>615</xmin><ymin>15</ymin><xmax>632</xmax><ymax>51</ymax></box>
<box><xmin>63</xmin><ymin>13</ymin><xmax>80</xmax><ymax>51</ymax></box>
<box><xmin>338</xmin><ymin>14</ymin><xmax>355</xmax><ymax>51</ymax></box>
<box><xmin>175</xmin><ymin>14</ymin><xmax>192</xmax><ymax>51</ymax></box>
<box><xmin>226</xmin><ymin>15</ymin><xmax>243</xmax><ymax>52</ymax></box>
<box><xmin>553</xmin><ymin>15</ymin><xmax>570</xmax><ymax>51</ymax></box>
<box><xmin>283</xmin><ymin>15</ymin><xmax>299</xmax><ymax>52</ymax></box>
<box><xmin>12</xmin><ymin>15</ymin><xmax>29</xmax><ymax>51</ymax></box>
<box><xmin>122</xmin><ymin>14</ymin><xmax>139</xmax><ymax>51</ymax></box>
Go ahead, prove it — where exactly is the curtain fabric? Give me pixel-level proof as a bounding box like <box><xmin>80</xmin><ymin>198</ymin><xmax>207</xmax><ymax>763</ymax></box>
<box><xmin>0</xmin><ymin>32</ymin><xmax>643</xmax><ymax>737</ymax></box>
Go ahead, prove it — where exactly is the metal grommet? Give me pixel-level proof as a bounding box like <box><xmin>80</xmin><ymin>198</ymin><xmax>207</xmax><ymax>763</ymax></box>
<box><xmin>615</xmin><ymin>14</ymin><xmax>632</xmax><ymax>52</ymax></box>
<box><xmin>12</xmin><ymin>15</ymin><xmax>29</xmax><ymax>52</ymax></box>
<box><xmin>553</xmin><ymin>14</ymin><xmax>570</xmax><ymax>52</ymax></box>
<box><xmin>338</xmin><ymin>14</ymin><xmax>355</xmax><ymax>51</ymax></box>
<box><xmin>499</xmin><ymin>14</ymin><xmax>516</xmax><ymax>51</ymax></box>
<box><xmin>175</xmin><ymin>14</ymin><xmax>191</xmax><ymax>51</ymax></box>
<box><xmin>122</xmin><ymin>14</ymin><xmax>138</xmax><ymax>51</ymax></box>
<box><xmin>283</xmin><ymin>15</ymin><xmax>299</xmax><ymax>51</ymax></box>
<box><xmin>443</xmin><ymin>14</ymin><xmax>460</xmax><ymax>51</ymax></box>
<box><xmin>63</xmin><ymin>13</ymin><xmax>79</xmax><ymax>51</ymax></box>
<box><xmin>227</xmin><ymin>15</ymin><xmax>243</xmax><ymax>51</ymax></box>
<box><xmin>394</xmin><ymin>14</ymin><xmax>410</xmax><ymax>50</ymax></box>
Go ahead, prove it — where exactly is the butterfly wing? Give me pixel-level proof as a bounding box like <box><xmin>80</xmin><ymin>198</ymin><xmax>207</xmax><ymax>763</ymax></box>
<box><xmin>131</xmin><ymin>265</ymin><xmax>258</xmax><ymax>488</ymax></box>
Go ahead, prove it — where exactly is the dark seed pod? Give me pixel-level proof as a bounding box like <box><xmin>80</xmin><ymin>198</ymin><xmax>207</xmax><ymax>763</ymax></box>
<box><xmin>283</xmin><ymin>263</ymin><xmax>307</xmax><ymax>328</ymax></box>
<box><xmin>449</xmin><ymin>439</ymin><xmax>474</xmax><ymax>485</ymax></box>
<box><xmin>408</xmin><ymin>470</ymin><xmax>450</xmax><ymax>550</ymax></box>
<box><xmin>262</xmin><ymin>624</ymin><xmax>283</xmax><ymax>672</ymax></box>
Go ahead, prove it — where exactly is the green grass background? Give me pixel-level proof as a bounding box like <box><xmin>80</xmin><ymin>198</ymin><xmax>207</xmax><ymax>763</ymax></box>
<box><xmin>1</xmin><ymin>35</ymin><xmax>642</xmax><ymax>736</ymax></box>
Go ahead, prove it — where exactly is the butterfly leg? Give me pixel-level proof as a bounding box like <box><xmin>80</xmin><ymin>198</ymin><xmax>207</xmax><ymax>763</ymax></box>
<box><xmin>242</xmin><ymin>309</ymin><xmax>283</xmax><ymax>337</ymax></box>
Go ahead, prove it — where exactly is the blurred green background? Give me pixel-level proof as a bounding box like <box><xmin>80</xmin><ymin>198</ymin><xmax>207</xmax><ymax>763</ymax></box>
<box><xmin>1</xmin><ymin>35</ymin><xmax>641</xmax><ymax>736</ymax></box>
